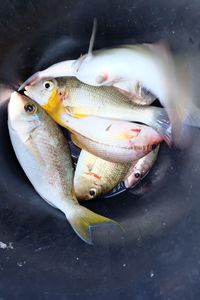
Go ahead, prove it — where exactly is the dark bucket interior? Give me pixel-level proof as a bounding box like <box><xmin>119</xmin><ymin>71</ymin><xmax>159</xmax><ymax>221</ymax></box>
<box><xmin>1</xmin><ymin>1</ymin><xmax>200</xmax><ymax>299</ymax></box>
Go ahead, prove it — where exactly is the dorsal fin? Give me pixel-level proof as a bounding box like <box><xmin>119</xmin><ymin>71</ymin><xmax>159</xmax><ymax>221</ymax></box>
<box><xmin>86</xmin><ymin>18</ymin><xmax>97</xmax><ymax>61</ymax></box>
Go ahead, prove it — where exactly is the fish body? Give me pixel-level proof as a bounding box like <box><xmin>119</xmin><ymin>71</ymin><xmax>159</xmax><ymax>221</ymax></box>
<box><xmin>74</xmin><ymin>150</ymin><xmax>131</xmax><ymax>200</ymax></box>
<box><xmin>8</xmin><ymin>92</ymin><xmax>115</xmax><ymax>244</ymax></box>
<box><xmin>124</xmin><ymin>145</ymin><xmax>160</xmax><ymax>188</ymax></box>
<box><xmin>24</xmin><ymin>77</ymin><xmax>171</xmax><ymax>143</ymax></box>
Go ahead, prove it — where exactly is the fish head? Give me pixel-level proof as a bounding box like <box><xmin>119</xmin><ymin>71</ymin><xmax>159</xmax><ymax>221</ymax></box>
<box><xmin>125</xmin><ymin>159</ymin><xmax>149</xmax><ymax>189</ymax></box>
<box><xmin>8</xmin><ymin>92</ymin><xmax>43</xmax><ymax>139</ymax></box>
<box><xmin>74</xmin><ymin>172</ymin><xmax>104</xmax><ymax>201</ymax></box>
<box><xmin>125</xmin><ymin>145</ymin><xmax>160</xmax><ymax>189</ymax></box>
<box><xmin>125</xmin><ymin>166</ymin><xmax>143</xmax><ymax>188</ymax></box>
<box><xmin>24</xmin><ymin>78</ymin><xmax>63</xmax><ymax>115</ymax></box>
<box><xmin>135</xmin><ymin>125</ymin><xmax>162</xmax><ymax>154</ymax></box>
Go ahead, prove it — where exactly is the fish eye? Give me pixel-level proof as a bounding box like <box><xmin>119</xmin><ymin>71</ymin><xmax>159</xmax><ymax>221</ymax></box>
<box><xmin>43</xmin><ymin>80</ymin><xmax>54</xmax><ymax>91</ymax></box>
<box><xmin>152</xmin><ymin>144</ymin><xmax>157</xmax><ymax>150</ymax></box>
<box><xmin>24</xmin><ymin>103</ymin><xmax>37</xmax><ymax>114</ymax></box>
<box><xmin>88</xmin><ymin>188</ymin><xmax>97</xmax><ymax>198</ymax></box>
<box><xmin>134</xmin><ymin>172</ymin><xmax>141</xmax><ymax>179</ymax></box>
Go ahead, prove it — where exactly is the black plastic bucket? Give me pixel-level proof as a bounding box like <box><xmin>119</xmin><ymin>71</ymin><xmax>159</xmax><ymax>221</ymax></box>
<box><xmin>0</xmin><ymin>1</ymin><xmax>200</xmax><ymax>299</ymax></box>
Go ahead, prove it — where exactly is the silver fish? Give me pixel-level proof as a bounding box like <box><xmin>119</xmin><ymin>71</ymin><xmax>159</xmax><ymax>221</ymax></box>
<box><xmin>8</xmin><ymin>92</ymin><xmax>116</xmax><ymax>244</ymax></box>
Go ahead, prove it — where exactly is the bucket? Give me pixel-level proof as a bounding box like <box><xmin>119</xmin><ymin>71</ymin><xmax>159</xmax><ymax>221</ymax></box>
<box><xmin>0</xmin><ymin>0</ymin><xmax>200</xmax><ymax>299</ymax></box>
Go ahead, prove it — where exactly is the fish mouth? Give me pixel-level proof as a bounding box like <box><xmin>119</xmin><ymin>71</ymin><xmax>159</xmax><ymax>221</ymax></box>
<box><xmin>23</xmin><ymin>85</ymin><xmax>33</xmax><ymax>98</ymax></box>
<box><xmin>18</xmin><ymin>72</ymin><xmax>40</xmax><ymax>91</ymax></box>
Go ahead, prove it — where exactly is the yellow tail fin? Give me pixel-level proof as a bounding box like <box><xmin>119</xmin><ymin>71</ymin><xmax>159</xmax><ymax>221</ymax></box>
<box><xmin>66</xmin><ymin>204</ymin><xmax>117</xmax><ymax>244</ymax></box>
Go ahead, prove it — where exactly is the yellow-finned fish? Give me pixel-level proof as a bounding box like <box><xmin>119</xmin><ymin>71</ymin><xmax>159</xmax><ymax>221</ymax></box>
<box><xmin>74</xmin><ymin>150</ymin><xmax>131</xmax><ymax>200</ymax></box>
<box><xmin>8</xmin><ymin>92</ymin><xmax>116</xmax><ymax>244</ymax></box>
<box><xmin>124</xmin><ymin>145</ymin><xmax>160</xmax><ymax>188</ymax></box>
<box><xmin>24</xmin><ymin>77</ymin><xmax>171</xmax><ymax>143</ymax></box>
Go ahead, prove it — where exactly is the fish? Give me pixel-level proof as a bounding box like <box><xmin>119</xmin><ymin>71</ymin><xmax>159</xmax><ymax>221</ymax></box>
<box><xmin>64</xmin><ymin>115</ymin><xmax>163</xmax><ymax>163</ymax></box>
<box><xmin>74</xmin><ymin>149</ymin><xmax>131</xmax><ymax>200</ymax></box>
<box><xmin>8</xmin><ymin>92</ymin><xmax>116</xmax><ymax>244</ymax></box>
<box><xmin>73</xmin><ymin>43</ymin><xmax>172</xmax><ymax>96</ymax></box>
<box><xmin>124</xmin><ymin>145</ymin><xmax>160</xmax><ymax>188</ymax></box>
<box><xmin>24</xmin><ymin>77</ymin><xmax>171</xmax><ymax>143</ymax></box>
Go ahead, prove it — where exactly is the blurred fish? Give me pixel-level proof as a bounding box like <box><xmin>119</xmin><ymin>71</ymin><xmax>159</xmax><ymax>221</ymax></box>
<box><xmin>124</xmin><ymin>145</ymin><xmax>160</xmax><ymax>188</ymax></box>
<box><xmin>8</xmin><ymin>92</ymin><xmax>116</xmax><ymax>244</ymax></box>
<box><xmin>74</xmin><ymin>149</ymin><xmax>131</xmax><ymax>200</ymax></box>
<box><xmin>24</xmin><ymin>77</ymin><xmax>171</xmax><ymax>143</ymax></box>
<box><xmin>18</xmin><ymin>60</ymin><xmax>76</xmax><ymax>91</ymax></box>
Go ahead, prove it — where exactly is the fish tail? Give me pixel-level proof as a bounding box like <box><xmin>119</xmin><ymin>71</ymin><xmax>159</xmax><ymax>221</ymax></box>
<box><xmin>153</xmin><ymin>108</ymin><xmax>172</xmax><ymax>145</ymax></box>
<box><xmin>65</xmin><ymin>203</ymin><xmax>118</xmax><ymax>244</ymax></box>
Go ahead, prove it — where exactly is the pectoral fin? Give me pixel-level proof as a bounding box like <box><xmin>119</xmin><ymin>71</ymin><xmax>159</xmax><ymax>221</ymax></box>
<box><xmin>65</xmin><ymin>106</ymin><xmax>91</xmax><ymax>119</ymax></box>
